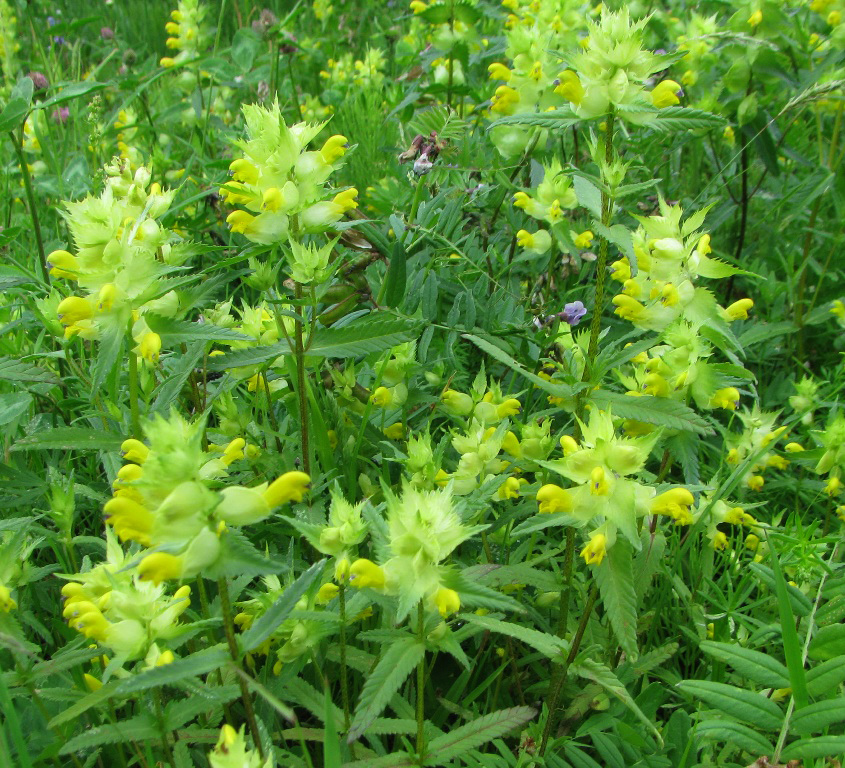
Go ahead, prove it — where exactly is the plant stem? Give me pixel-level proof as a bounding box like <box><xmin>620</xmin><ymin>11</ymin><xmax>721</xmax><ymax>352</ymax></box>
<box><xmin>538</xmin><ymin>583</ymin><xmax>599</xmax><ymax>756</ymax></box>
<box><xmin>10</xmin><ymin>125</ymin><xmax>49</xmax><ymax>286</ymax></box>
<box><xmin>218</xmin><ymin>578</ymin><xmax>266</xmax><ymax>760</ymax></box>
<box><xmin>294</xmin><ymin>282</ymin><xmax>311</xmax><ymax>475</ymax></box>
<box><xmin>416</xmin><ymin>601</ymin><xmax>426</xmax><ymax>760</ymax></box>
<box><xmin>338</xmin><ymin>582</ymin><xmax>351</xmax><ymax>733</ymax></box>
<box><xmin>555</xmin><ymin>527</ymin><xmax>576</xmax><ymax>638</ymax></box>
<box><xmin>127</xmin><ymin>320</ymin><xmax>141</xmax><ymax>438</ymax></box>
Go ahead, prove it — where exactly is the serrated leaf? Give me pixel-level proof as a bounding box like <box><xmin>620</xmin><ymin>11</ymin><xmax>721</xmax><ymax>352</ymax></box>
<box><xmin>240</xmin><ymin>560</ymin><xmax>325</xmax><ymax>654</ymax></box>
<box><xmin>459</xmin><ymin>614</ymin><xmax>568</xmax><ymax>660</ymax></box>
<box><xmin>790</xmin><ymin>697</ymin><xmax>845</xmax><ymax>736</ymax></box>
<box><xmin>781</xmin><ymin>736</ymin><xmax>845</xmax><ymax>761</ymax></box>
<box><xmin>699</xmin><ymin>642</ymin><xmax>790</xmax><ymax>689</ymax></box>
<box><xmin>205</xmin><ymin>340</ymin><xmax>290</xmax><ymax>371</ymax></box>
<box><xmin>590</xmin><ymin>390</ymin><xmax>713</xmax><ymax>435</ymax></box>
<box><xmin>309</xmin><ymin>314</ymin><xmax>421</xmax><ymax>358</ymax></box>
<box><xmin>12</xmin><ymin>427</ymin><xmax>125</xmax><ymax>452</ymax></box>
<box><xmin>92</xmin><ymin>322</ymin><xmax>125</xmax><ymax>392</ymax></box>
<box><xmin>695</xmin><ymin>719</ymin><xmax>773</xmax><ymax>754</ymax></box>
<box><xmin>676</xmin><ymin>680</ymin><xmax>783</xmax><ymax>730</ymax></box>
<box><xmin>596</xmin><ymin>540</ymin><xmax>638</xmax><ymax>659</ymax></box>
<box><xmin>114</xmin><ymin>646</ymin><xmax>229</xmax><ymax>694</ymax></box>
<box><xmin>738</xmin><ymin>322</ymin><xmax>797</xmax><ymax>348</ymax></box>
<box><xmin>442</xmin><ymin>570</ymin><xmax>524</xmax><ymax>614</ymax></box>
<box><xmin>424</xmin><ymin>707</ymin><xmax>536</xmax><ymax>765</ymax></box>
<box><xmin>573</xmin><ymin>175</ymin><xmax>602</xmax><ymax>219</ymax></box>
<box><xmin>647</xmin><ymin>107</ymin><xmax>726</xmax><ymax>134</ymax></box>
<box><xmin>511</xmin><ymin>511</ymin><xmax>582</xmax><ymax>537</ymax></box>
<box><xmin>145</xmin><ymin>314</ymin><xmax>253</xmax><ymax>344</ymax></box>
<box><xmin>488</xmin><ymin>108</ymin><xmax>581</xmax><ymax>130</ymax></box>
<box><xmin>0</xmin><ymin>357</ymin><xmax>60</xmax><ymax>385</ymax></box>
<box><xmin>152</xmin><ymin>341</ymin><xmax>206</xmax><ymax>413</ymax></box>
<box><xmin>60</xmin><ymin>713</ymin><xmax>158</xmax><ymax>754</ymax></box>
<box><xmin>348</xmin><ymin>636</ymin><xmax>426</xmax><ymax>742</ymax></box>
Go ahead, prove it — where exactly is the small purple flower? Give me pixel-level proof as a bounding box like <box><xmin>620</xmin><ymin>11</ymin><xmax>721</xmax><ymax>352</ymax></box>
<box><xmin>561</xmin><ymin>301</ymin><xmax>587</xmax><ymax>326</ymax></box>
<box><xmin>101</xmin><ymin>27</ymin><xmax>114</xmax><ymax>40</ymax></box>
<box><xmin>28</xmin><ymin>71</ymin><xmax>49</xmax><ymax>90</ymax></box>
<box><xmin>51</xmin><ymin>107</ymin><xmax>70</xmax><ymax>123</ymax></box>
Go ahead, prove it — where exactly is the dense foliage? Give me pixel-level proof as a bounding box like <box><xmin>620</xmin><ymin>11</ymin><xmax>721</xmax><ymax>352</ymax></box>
<box><xmin>1</xmin><ymin>0</ymin><xmax>844</xmax><ymax>766</ymax></box>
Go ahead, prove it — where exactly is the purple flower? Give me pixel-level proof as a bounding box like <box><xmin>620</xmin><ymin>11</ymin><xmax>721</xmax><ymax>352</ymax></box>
<box><xmin>101</xmin><ymin>27</ymin><xmax>114</xmax><ymax>40</ymax></box>
<box><xmin>51</xmin><ymin>107</ymin><xmax>70</xmax><ymax>123</ymax></box>
<box><xmin>28</xmin><ymin>71</ymin><xmax>49</xmax><ymax>90</ymax></box>
<box><xmin>561</xmin><ymin>301</ymin><xmax>587</xmax><ymax>326</ymax></box>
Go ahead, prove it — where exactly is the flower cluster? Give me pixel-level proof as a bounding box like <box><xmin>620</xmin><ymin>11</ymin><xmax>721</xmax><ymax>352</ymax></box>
<box><xmin>537</xmin><ymin>409</ymin><xmax>693</xmax><ymax>565</ymax></box>
<box><xmin>61</xmin><ymin>530</ymin><xmax>191</xmax><ymax>663</ymax></box>
<box><xmin>441</xmin><ymin>376</ymin><xmax>522</xmax><ymax>425</ymax></box>
<box><xmin>105</xmin><ymin>412</ymin><xmax>309</xmax><ymax>583</ymax></box>
<box><xmin>320</xmin><ymin>48</ymin><xmax>386</xmax><ymax>90</ymax></box>
<box><xmin>221</xmin><ymin>101</ymin><xmax>357</xmax><ymax>247</ymax></box>
<box><xmin>209</xmin><ymin>725</ymin><xmax>273</xmax><ymax>768</ymax></box>
<box><xmin>724</xmin><ymin>406</ymin><xmax>788</xmax><ymax>492</ymax></box>
<box><xmin>160</xmin><ymin>0</ymin><xmax>209</xmax><ymax>70</ymax></box>
<box><xmin>50</xmin><ymin>158</ymin><xmax>188</xmax><ymax>365</ymax></box>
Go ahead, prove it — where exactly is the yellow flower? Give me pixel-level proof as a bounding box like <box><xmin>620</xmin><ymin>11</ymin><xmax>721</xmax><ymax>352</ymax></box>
<box><xmin>651</xmin><ymin>80</ymin><xmax>682</xmax><ymax>108</ymax></box>
<box><xmin>748</xmin><ymin>475</ymin><xmax>765</xmax><ymax>492</ymax></box>
<box><xmin>383</xmin><ymin>422</ymin><xmax>404</xmax><ymax>440</ymax></box>
<box><xmin>581</xmin><ymin>532</ymin><xmax>607</xmax><ymax>566</ymax></box>
<box><xmin>137</xmin><ymin>552</ymin><xmax>185</xmax><ymax>584</ymax></box>
<box><xmin>536</xmin><ymin>484</ymin><xmax>572</xmax><ymax>514</ymax></box>
<box><xmin>574</xmin><ymin>230</ymin><xmax>594</xmax><ymax>249</ymax></box>
<box><xmin>710</xmin><ymin>387</ymin><xmax>740</xmax><ymax>410</ymax></box>
<box><xmin>554</xmin><ymin>70</ymin><xmax>584</xmax><ymax>105</ymax></box>
<box><xmin>711</xmin><ymin>531</ymin><xmax>728</xmax><ymax>551</ymax></box>
<box><xmin>433</xmin><ymin>587</ymin><xmax>460</xmax><ymax>617</ymax></box>
<box><xmin>348</xmin><ymin>558</ymin><xmax>385</xmax><ymax>589</ymax></box>
<box><xmin>263</xmin><ymin>471</ymin><xmax>311</xmax><ymax>506</ymax></box>
<box><xmin>0</xmin><ymin>584</ymin><xmax>16</xmax><ymax>612</ymax></box>
<box><xmin>316</xmin><ymin>583</ymin><xmax>340</xmax><ymax>604</ymax></box>
<box><xmin>370</xmin><ymin>386</ymin><xmax>392</xmax><ymax>407</ymax></box>
<box><xmin>824</xmin><ymin>476</ymin><xmax>842</xmax><ymax>496</ymax></box>
<box><xmin>748</xmin><ymin>9</ymin><xmax>763</xmax><ymax>27</ymax></box>
<box><xmin>724</xmin><ymin>298</ymin><xmax>754</xmax><ymax>321</ymax></box>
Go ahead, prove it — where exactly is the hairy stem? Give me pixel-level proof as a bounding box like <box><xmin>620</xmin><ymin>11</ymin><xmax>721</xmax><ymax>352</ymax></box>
<box><xmin>294</xmin><ymin>282</ymin><xmax>311</xmax><ymax>475</ymax></box>
<box><xmin>416</xmin><ymin>601</ymin><xmax>426</xmax><ymax>759</ymax></box>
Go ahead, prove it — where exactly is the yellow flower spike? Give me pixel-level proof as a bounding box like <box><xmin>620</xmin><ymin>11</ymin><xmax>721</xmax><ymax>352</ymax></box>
<box><xmin>262</xmin><ymin>187</ymin><xmax>284</xmax><ymax>212</ymax></box>
<box><xmin>748</xmin><ymin>475</ymin><xmax>765</xmax><ymax>492</ymax></box>
<box><xmin>348</xmin><ymin>558</ymin><xmax>385</xmax><ymax>589</ymax></box>
<box><xmin>724</xmin><ymin>298</ymin><xmax>754</xmax><ymax>321</ymax></box>
<box><xmin>433</xmin><ymin>587</ymin><xmax>461</xmax><ymax>617</ymax></box>
<box><xmin>165</xmin><ymin>21</ymin><xmax>180</xmax><ymax>34</ymax></box>
<box><xmin>316</xmin><ymin>583</ymin><xmax>340</xmax><ymax>604</ymax></box>
<box><xmin>0</xmin><ymin>585</ymin><xmax>17</xmax><ymax>613</ymax></box>
<box><xmin>660</xmin><ymin>283</ymin><xmax>680</xmax><ymax>306</ymax></box>
<box><xmin>711</xmin><ymin>531</ymin><xmax>729</xmax><ymax>551</ymax></box>
<box><xmin>170</xmin><ymin>9</ymin><xmax>183</xmax><ymax>20</ymax></box>
<box><xmin>97</xmin><ymin>283</ymin><xmax>120</xmax><ymax>313</ymax></box>
<box><xmin>574</xmin><ymin>230</ymin><xmax>594</xmax><ymax>249</ymax></box>
<box><xmin>612</xmin><ymin>294</ymin><xmax>647</xmax><ymax>322</ymax></box>
<box><xmin>137</xmin><ymin>553</ymin><xmax>185</xmax><ymax>584</ymax></box>
<box><xmin>114</xmin><ymin>463</ymin><xmax>143</xmax><ymax>487</ymax></box>
<box><xmin>726</xmin><ymin>448</ymin><xmax>740</xmax><ymax>465</ymax></box>
<box><xmin>560</xmin><ymin>435</ymin><xmax>579</xmax><ymax>455</ymax></box>
<box><xmin>263</xmin><ymin>471</ymin><xmax>311</xmax><ymax>507</ymax></box>
<box><xmin>610</xmin><ymin>259</ymin><xmax>631</xmax><ymax>282</ymax></box>
<box><xmin>512</xmin><ymin>191</ymin><xmax>531</xmax><ymax>210</ymax></box>
<box><xmin>156</xmin><ymin>650</ymin><xmax>175</xmax><ymax>666</ymax></box>
<box><xmin>139</xmin><ymin>332</ymin><xmax>162</xmax><ymax>364</ymax></box>
<box><xmin>226</xmin><ymin>210</ymin><xmax>256</xmax><ymax>234</ymax></box>
<box><xmin>165</xmin><ymin>36</ymin><xmax>181</xmax><ymax>49</ymax></box>
<box><xmin>554</xmin><ymin>70</ymin><xmax>584</xmax><ymax>105</ymax></box>
<box><xmin>370</xmin><ymin>386</ymin><xmax>392</xmax><ymax>407</ymax></box>
<box><xmin>748</xmin><ymin>9</ymin><xmax>763</xmax><ymax>26</ymax></box>
<box><xmin>228</xmin><ymin>158</ymin><xmax>260</xmax><ymax>184</ymax></box>
<box><xmin>710</xmin><ymin>387</ymin><xmax>740</xmax><ymax>410</ymax></box>
<box><xmin>57</xmin><ymin>296</ymin><xmax>94</xmax><ymax>326</ymax></box>
<box><xmin>697</xmin><ymin>234</ymin><xmax>712</xmax><ymax>256</ymax></box>
<box><xmin>537</xmin><ymin>483</ymin><xmax>572</xmax><ymax>514</ymax></box>
<box><xmin>824</xmin><ymin>476</ymin><xmax>842</xmax><ymax>496</ymax></box>
<box><xmin>160</xmin><ymin>57</ymin><xmax>176</xmax><ymax>68</ymax></box>
<box><xmin>785</xmin><ymin>442</ymin><xmax>804</xmax><ymax>453</ymax></box>
<box><xmin>47</xmin><ymin>250</ymin><xmax>79</xmax><ymax>279</ymax></box>
<box><xmin>331</xmin><ymin>187</ymin><xmax>358</xmax><ymax>213</ymax></box>
<box><xmin>767</xmin><ymin>455</ymin><xmax>789</xmax><ymax>470</ymax></box>
<box><xmin>651</xmin><ymin>488</ymin><xmax>695</xmax><ymax>519</ymax></box>
<box><xmin>488</xmin><ymin>62</ymin><xmax>512</xmax><ymax>81</ymax></box>
<box><xmin>724</xmin><ymin>507</ymin><xmax>745</xmax><ymax>525</ymax></box>
<box><xmin>501</xmin><ymin>431</ymin><xmax>522</xmax><ymax>458</ymax></box>
<box><xmin>496</xmin><ymin>476</ymin><xmax>523</xmax><ymax>500</ymax></box>
<box><xmin>222</xmin><ymin>438</ymin><xmax>246</xmax><ymax>465</ymax></box>
<box><xmin>383</xmin><ymin>422</ymin><xmax>404</xmax><ymax>440</ymax></box>
<box><xmin>651</xmin><ymin>80</ymin><xmax>682</xmax><ymax>108</ymax></box>
<box><xmin>548</xmin><ymin>200</ymin><xmax>563</xmax><ymax>222</ymax></box>
<box><xmin>320</xmin><ymin>135</ymin><xmax>348</xmax><ymax>164</ymax></box>
<box><xmin>496</xmin><ymin>398</ymin><xmax>521</xmax><ymax>419</ymax></box>
<box><xmin>581</xmin><ymin>532</ymin><xmax>608</xmax><ymax>566</ymax></box>
<box><xmin>121</xmin><ymin>438</ymin><xmax>149</xmax><ymax>464</ymax></box>
<box><xmin>83</xmin><ymin>673</ymin><xmax>102</xmax><ymax>692</ymax></box>
<box><xmin>745</xmin><ymin>533</ymin><xmax>760</xmax><ymax>551</ymax></box>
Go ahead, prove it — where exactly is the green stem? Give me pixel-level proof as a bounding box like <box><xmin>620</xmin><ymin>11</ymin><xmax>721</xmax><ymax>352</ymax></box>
<box><xmin>338</xmin><ymin>582</ymin><xmax>351</xmax><ymax>733</ymax></box>
<box><xmin>555</xmin><ymin>527</ymin><xmax>576</xmax><ymax>638</ymax></box>
<box><xmin>287</xmin><ymin>56</ymin><xmax>303</xmax><ymax>121</ymax></box>
<box><xmin>10</xmin><ymin>125</ymin><xmax>49</xmax><ymax>286</ymax></box>
<box><xmin>407</xmin><ymin>176</ymin><xmax>425</xmax><ymax>232</ymax></box>
<box><xmin>416</xmin><ymin>601</ymin><xmax>426</xmax><ymax>759</ymax></box>
<box><xmin>539</xmin><ymin>583</ymin><xmax>599</xmax><ymax>756</ymax></box>
<box><xmin>294</xmin><ymin>282</ymin><xmax>311</xmax><ymax>475</ymax></box>
<box><xmin>218</xmin><ymin>578</ymin><xmax>266</xmax><ymax>760</ymax></box>
<box><xmin>153</xmin><ymin>690</ymin><xmax>176</xmax><ymax>767</ymax></box>
<box><xmin>127</xmin><ymin>320</ymin><xmax>141</xmax><ymax>438</ymax></box>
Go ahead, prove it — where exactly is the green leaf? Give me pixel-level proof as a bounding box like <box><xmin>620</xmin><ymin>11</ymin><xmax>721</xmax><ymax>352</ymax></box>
<box><xmin>441</xmin><ymin>570</ymin><xmax>524</xmax><ymax>614</ymax></box>
<box><xmin>781</xmin><ymin>736</ymin><xmax>845</xmax><ymax>761</ymax></box>
<box><xmin>0</xmin><ymin>98</ymin><xmax>30</xmax><ymax>133</ymax></box>
<box><xmin>0</xmin><ymin>357</ymin><xmax>60</xmax><ymax>385</ymax></box>
<box><xmin>488</xmin><ymin>108</ymin><xmax>581</xmax><ymax>130</ymax></box>
<box><xmin>12</xmin><ymin>427</ymin><xmax>125</xmax><ymax>452</ymax></box>
<box><xmin>808</xmin><ymin>623</ymin><xmax>845</xmax><ymax>662</ymax></box>
<box><xmin>114</xmin><ymin>646</ymin><xmax>230</xmax><ymax>694</ymax></box>
<box><xmin>510</xmin><ymin>511</ymin><xmax>583</xmax><ymax>537</ymax></box>
<box><xmin>309</xmin><ymin>314</ymin><xmax>421</xmax><ymax>358</ymax></box>
<box><xmin>463</xmin><ymin>333</ymin><xmax>575</xmax><ymax>403</ymax></box>
<box><xmin>573</xmin><ymin>175</ymin><xmax>602</xmax><ymax>219</ymax></box>
<box><xmin>239</xmin><ymin>560</ymin><xmax>325</xmax><ymax>653</ymax></box>
<box><xmin>423</xmin><ymin>707</ymin><xmax>536</xmax><ymax>765</ymax></box>
<box><xmin>595</xmin><ymin>539</ymin><xmax>638</xmax><ymax>660</ymax></box>
<box><xmin>145</xmin><ymin>314</ymin><xmax>253</xmax><ymax>344</ymax></box>
<box><xmin>694</xmin><ymin>719</ymin><xmax>773</xmax><ymax>754</ymax></box>
<box><xmin>383</xmin><ymin>241</ymin><xmax>407</xmax><ymax>309</ymax></box>
<box><xmin>348</xmin><ymin>636</ymin><xmax>426</xmax><ymax>742</ymax></box>
<box><xmin>647</xmin><ymin>107</ymin><xmax>726</xmax><ymax>134</ymax></box>
<box><xmin>591</xmin><ymin>222</ymin><xmax>635</xmax><ymax>265</ymax></box>
<box><xmin>324</xmin><ymin>685</ymin><xmax>342</xmax><ymax>768</ymax></box>
<box><xmin>806</xmin><ymin>657</ymin><xmax>845</xmax><ymax>697</ymax></box>
<box><xmin>60</xmin><ymin>714</ymin><xmax>158</xmax><ymax>754</ymax></box>
<box><xmin>92</xmin><ymin>322</ymin><xmax>125</xmax><ymax>392</ymax></box>
<box><xmin>699</xmin><ymin>641</ymin><xmax>790</xmax><ymax>689</ymax></box>
<box><xmin>749</xmin><ymin>563</ymin><xmax>812</xmax><ymax>617</ymax></box>
<box><xmin>676</xmin><ymin>680</ymin><xmax>784</xmax><ymax>730</ymax></box>
<box><xmin>205</xmin><ymin>340</ymin><xmax>290</xmax><ymax>371</ymax></box>
<box><xmin>589</xmin><ymin>390</ymin><xmax>713</xmax><ymax>435</ymax></box>
<box><xmin>459</xmin><ymin>614</ymin><xmax>568</xmax><ymax>660</ymax></box>
<box><xmin>37</xmin><ymin>81</ymin><xmax>108</xmax><ymax>109</ymax></box>
<box><xmin>572</xmin><ymin>658</ymin><xmax>661</xmax><ymax>743</ymax></box>
<box><xmin>790</xmin><ymin>697</ymin><xmax>845</xmax><ymax>736</ymax></box>
<box><xmin>48</xmin><ymin>680</ymin><xmax>123</xmax><ymax>728</ymax></box>
<box><xmin>152</xmin><ymin>341</ymin><xmax>207</xmax><ymax>413</ymax></box>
